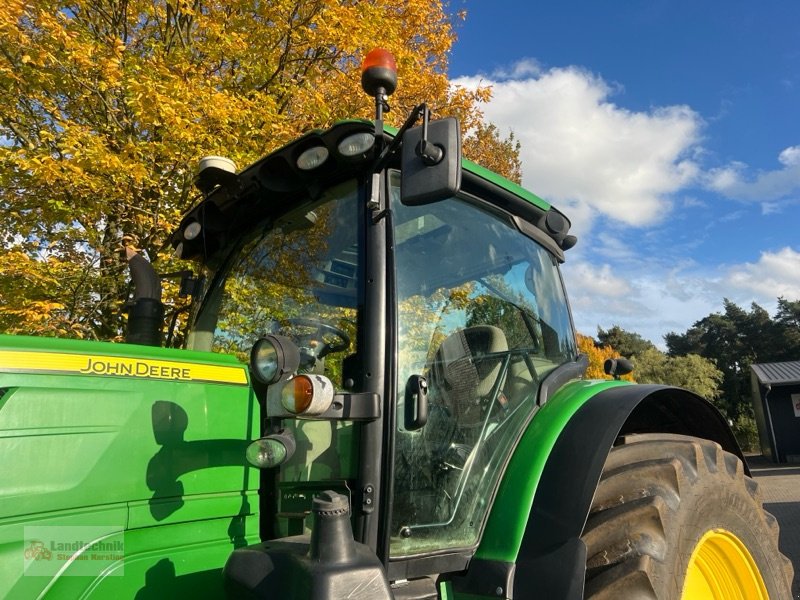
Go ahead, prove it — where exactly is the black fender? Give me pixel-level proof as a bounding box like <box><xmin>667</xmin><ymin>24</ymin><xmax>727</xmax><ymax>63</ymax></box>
<box><xmin>455</xmin><ymin>384</ymin><xmax>743</xmax><ymax>599</ymax></box>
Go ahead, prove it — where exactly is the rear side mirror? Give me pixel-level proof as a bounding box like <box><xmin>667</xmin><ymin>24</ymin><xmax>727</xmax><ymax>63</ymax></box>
<box><xmin>401</xmin><ymin>117</ymin><xmax>461</xmax><ymax>205</ymax></box>
<box><xmin>604</xmin><ymin>357</ymin><xmax>634</xmax><ymax>380</ymax></box>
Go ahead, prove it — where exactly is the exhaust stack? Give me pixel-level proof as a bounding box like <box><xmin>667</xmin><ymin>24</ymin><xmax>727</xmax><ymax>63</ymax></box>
<box><xmin>125</xmin><ymin>247</ymin><xmax>164</xmax><ymax>346</ymax></box>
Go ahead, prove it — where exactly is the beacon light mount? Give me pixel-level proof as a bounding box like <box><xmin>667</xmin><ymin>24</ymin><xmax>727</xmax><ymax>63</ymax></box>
<box><xmin>359</xmin><ymin>48</ymin><xmax>457</xmax><ymax>208</ymax></box>
<box><xmin>361</xmin><ymin>48</ymin><xmax>397</xmax><ymax>122</ymax></box>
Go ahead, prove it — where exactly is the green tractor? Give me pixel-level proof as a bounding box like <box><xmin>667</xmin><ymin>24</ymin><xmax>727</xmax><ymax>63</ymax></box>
<box><xmin>0</xmin><ymin>49</ymin><xmax>793</xmax><ymax>599</ymax></box>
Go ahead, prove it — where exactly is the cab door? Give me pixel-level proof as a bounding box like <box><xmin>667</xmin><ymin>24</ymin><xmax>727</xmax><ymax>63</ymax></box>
<box><xmin>388</xmin><ymin>183</ymin><xmax>577</xmax><ymax>563</ymax></box>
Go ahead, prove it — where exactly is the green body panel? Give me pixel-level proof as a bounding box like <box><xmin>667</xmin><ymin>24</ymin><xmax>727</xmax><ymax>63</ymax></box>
<box><xmin>0</xmin><ymin>334</ymin><xmax>259</xmax><ymax>598</ymax></box>
<box><xmin>461</xmin><ymin>158</ymin><xmax>551</xmax><ymax>211</ymax></box>
<box><xmin>475</xmin><ymin>378</ymin><xmax>630</xmax><ymax>563</ymax></box>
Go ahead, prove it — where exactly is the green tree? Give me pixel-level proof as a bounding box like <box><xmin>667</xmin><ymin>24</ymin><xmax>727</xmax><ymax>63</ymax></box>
<box><xmin>597</xmin><ymin>325</ymin><xmax>656</xmax><ymax>358</ymax></box>
<box><xmin>666</xmin><ymin>300</ymin><xmax>752</xmax><ymax>417</ymax></box>
<box><xmin>665</xmin><ymin>297</ymin><xmax>800</xmax><ymax>420</ymax></box>
<box><xmin>632</xmin><ymin>347</ymin><xmax>723</xmax><ymax>401</ymax></box>
<box><xmin>0</xmin><ymin>0</ymin><xmax>516</xmax><ymax>340</ymax></box>
<box><xmin>775</xmin><ymin>297</ymin><xmax>800</xmax><ymax>358</ymax></box>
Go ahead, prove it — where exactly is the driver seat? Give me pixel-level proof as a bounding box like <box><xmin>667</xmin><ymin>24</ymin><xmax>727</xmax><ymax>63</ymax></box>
<box><xmin>426</xmin><ymin>325</ymin><xmax>508</xmax><ymax>427</ymax></box>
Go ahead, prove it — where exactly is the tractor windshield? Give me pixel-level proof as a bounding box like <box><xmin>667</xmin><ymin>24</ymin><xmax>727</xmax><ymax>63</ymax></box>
<box><xmin>389</xmin><ymin>175</ymin><xmax>577</xmax><ymax>557</ymax></box>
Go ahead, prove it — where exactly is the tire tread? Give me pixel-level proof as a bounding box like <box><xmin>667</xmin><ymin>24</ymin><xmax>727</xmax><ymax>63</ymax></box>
<box><xmin>583</xmin><ymin>434</ymin><xmax>794</xmax><ymax>599</ymax></box>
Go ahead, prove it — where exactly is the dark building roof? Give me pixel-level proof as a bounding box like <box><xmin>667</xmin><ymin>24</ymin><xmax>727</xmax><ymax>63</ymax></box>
<box><xmin>751</xmin><ymin>361</ymin><xmax>800</xmax><ymax>386</ymax></box>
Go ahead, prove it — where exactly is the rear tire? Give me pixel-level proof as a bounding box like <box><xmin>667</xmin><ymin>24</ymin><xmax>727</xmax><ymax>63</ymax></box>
<box><xmin>582</xmin><ymin>434</ymin><xmax>794</xmax><ymax>599</ymax></box>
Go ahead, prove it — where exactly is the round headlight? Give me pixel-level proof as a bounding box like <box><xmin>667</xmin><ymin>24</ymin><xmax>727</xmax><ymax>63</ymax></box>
<box><xmin>246</xmin><ymin>430</ymin><xmax>296</xmax><ymax>469</ymax></box>
<box><xmin>250</xmin><ymin>335</ymin><xmax>300</xmax><ymax>385</ymax></box>
<box><xmin>338</xmin><ymin>132</ymin><xmax>375</xmax><ymax>157</ymax></box>
<box><xmin>296</xmin><ymin>146</ymin><xmax>329</xmax><ymax>171</ymax></box>
<box><xmin>183</xmin><ymin>220</ymin><xmax>202</xmax><ymax>241</ymax></box>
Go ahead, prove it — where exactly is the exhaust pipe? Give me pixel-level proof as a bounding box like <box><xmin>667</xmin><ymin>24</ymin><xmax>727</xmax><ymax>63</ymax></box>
<box><xmin>125</xmin><ymin>247</ymin><xmax>164</xmax><ymax>346</ymax></box>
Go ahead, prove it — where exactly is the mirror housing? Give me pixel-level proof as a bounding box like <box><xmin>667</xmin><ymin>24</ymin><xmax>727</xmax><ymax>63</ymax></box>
<box><xmin>401</xmin><ymin>117</ymin><xmax>461</xmax><ymax>205</ymax></box>
<box><xmin>604</xmin><ymin>357</ymin><xmax>634</xmax><ymax>380</ymax></box>
<box><xmin>404</xmin><ymin>374</ymin><xmax>429</xmax><ymax>430</ymax></box>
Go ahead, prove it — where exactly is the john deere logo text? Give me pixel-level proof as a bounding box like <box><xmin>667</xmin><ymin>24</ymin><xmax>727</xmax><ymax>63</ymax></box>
<box><xmin>80</xmin><ymin>357</ymin><xmax>191</xmax><ymax>380</ymax></box>
<box><xmin>0</xmin><ymin>349</ymin><xmax>248</xmax><ymax>385</ymax></box>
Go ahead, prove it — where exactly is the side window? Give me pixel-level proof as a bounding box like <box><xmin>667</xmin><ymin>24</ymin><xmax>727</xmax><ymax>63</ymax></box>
<box><xmin>203</xmin><ymin>181</ymin><xmax>361</xmax><ymax>392</ymax></box>
<box><xmin>189</xmin><ymin>181</ymin><xmax>363</xmax><ymax>533</ymax></box>
<box><xmin>390</xmin><ymin>193</ymin><xmax>576</xmax><ymax>557</ymax></box>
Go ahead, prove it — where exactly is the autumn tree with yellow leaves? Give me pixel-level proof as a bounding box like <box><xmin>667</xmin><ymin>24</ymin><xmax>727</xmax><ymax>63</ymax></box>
<box><xmin>0</xmin><ymin>0</ymin><xmax>520</xmax><ymax>340</ymax></box>
<box><xmin>576</xmin><ymin>332</ymin><xmax>634</xmax><ymax>381</ymax></box>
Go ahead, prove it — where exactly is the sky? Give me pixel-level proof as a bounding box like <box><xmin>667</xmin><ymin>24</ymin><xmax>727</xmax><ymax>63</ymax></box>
<box><xmin>446</xmin><ymin>0</ymin><xmax>800</xmax><ymax>348</ymax></box>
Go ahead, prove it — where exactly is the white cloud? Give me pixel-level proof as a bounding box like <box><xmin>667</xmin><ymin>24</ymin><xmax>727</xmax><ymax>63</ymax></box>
<box><xmin>682</xmin><ymin>196</ymin><xmax>708</xmax><ymax>209</ymax></box>
<box><xmin>565</xmin><ymin>247</ymin><xmax>800</xmax><ymax>348</ymax></box>
<box><xmin>567</xmin><ymin>261</ymin><xmax>632</xmax><ymax>298</ymax></box>
<box><xmin>594</xmin><ymin>233</ymin><xmax>636</xmax><ymax>262</ymax></box>
<box><xmin>453</xmin><ymin>63</ymin><xmax>703</xmax><ymax>230</ymax></box>
<box><xmin>723</xmin><ymin>247</ymin><xmax>800</xmax><ymax>300</ymax></box>
<box><xmin>489</xmin><ymin>58</ymin><xmax>542</xmax><ymax>80</ymax></box>
<box><xmin>717</xmin><ymin>209</ymin><xmax>746</xmax><ymax>223</ymax></box>
<box><xmin>706</xmin><ymin>146</ymin><xmax>800</xmax><ymax>202</ymax></box>
<box><xmin>451</xmin><ymin>59</ymin><xmax>800</xmax><ymax>347</ymax></box>
<box><xmin>565</xmin><ymin>260</ymin><xmax>718</xmax><ymax>348</ymax></box>
<box><xmin>761</xmin><ymin>202</ymin><xmax>782</xmax><ymax>215</ymax></box>
<box><xmin>779</xmin><ymin>146</ymin><xmax>800</xmax><ymax>166</ymax></box>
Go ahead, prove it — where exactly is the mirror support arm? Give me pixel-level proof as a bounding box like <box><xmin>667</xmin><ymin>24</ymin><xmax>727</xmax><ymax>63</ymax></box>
<box><xmin>372</xmin><ymin>102</ymin><xmax>429</xmax><ymax>173</ymax></box>
<box><xmin>417</xmin><ymin>107</ymin><xmax>444</xmax><ymax>166</ymax></box>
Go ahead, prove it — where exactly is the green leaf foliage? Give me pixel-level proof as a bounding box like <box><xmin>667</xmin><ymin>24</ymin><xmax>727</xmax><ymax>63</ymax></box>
<box><xmin>632</xmin><ymin>347</ymin><xmax>723</xmax><ymax>402</ymax></box>
<box><xmin>665</xmin><ymin>297</ymin><xmax>800</xmax><ymax>419</ymax></box>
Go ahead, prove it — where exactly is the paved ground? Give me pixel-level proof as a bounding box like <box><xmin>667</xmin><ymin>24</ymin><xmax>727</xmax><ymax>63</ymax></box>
<box><xmin>747</xmin><ymin>455</ymin><xmax>800</xmax><ymax>599</ymax></box>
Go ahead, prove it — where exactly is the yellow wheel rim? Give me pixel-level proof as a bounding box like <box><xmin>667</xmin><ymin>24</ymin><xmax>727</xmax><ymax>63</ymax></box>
<box><xmin>681</xmin><ymin>529</ymin><xmax>769</xmax><ymax>600</ymax></box>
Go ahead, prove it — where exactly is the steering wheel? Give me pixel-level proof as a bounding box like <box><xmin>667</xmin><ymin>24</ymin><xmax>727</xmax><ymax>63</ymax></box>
<box><xmin>285</xmin><ymin>317</ymin><xmax>351</xmax><ymax>358</ymax></box>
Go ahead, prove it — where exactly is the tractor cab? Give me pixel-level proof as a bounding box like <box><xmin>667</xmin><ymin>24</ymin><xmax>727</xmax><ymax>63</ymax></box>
<box><xmin>170</xmin><ymin>50</ymin><xmax>581</xmax><ymax>597</ymax></box>
<box><xmin>0</xmin><ymin>45</ymin><xmax>788</xmax><ymax>600</ymax></box>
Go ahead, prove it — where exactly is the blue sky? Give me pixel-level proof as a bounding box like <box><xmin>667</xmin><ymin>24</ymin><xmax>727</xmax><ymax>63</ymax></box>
<box><xmin>447</xmin><ymin>0</ymin><xmax>800</xmax><ymax>347</ymax></box>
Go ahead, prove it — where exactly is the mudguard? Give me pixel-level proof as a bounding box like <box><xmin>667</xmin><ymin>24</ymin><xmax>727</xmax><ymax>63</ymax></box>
<box><xmin>453</xmin><ymin>381</ymin><xmax>742</xmax><ymax>599</ymax></box>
